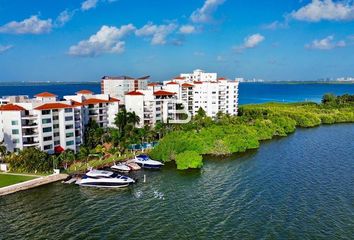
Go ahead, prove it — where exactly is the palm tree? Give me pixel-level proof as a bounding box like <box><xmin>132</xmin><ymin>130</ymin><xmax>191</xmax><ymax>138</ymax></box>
<box><xmin>115</xmin><ymin>107</ymin><xmax>128</xmax><ymax>135</ymax></box>
<box><xmin>0</xmin><ymin>139</ymin><xmax>7</xmax><ymax>161</ymax></box>
<box><xmin>127</xmin><ymin>111</ymin><xmax>140</xmax><ymax>126</ymax></box>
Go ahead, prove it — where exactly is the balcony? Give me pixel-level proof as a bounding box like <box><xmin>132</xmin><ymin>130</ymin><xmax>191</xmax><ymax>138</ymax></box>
<box><xmin>23</xmin><ymin>141</ymin><xmax>40</xmax><ymax>147</ymax></box>
<box><xmin>22</xmin><ymin>121</ymin><xmax>38</xmax><ymax>128</ymax></box>
<box><xmin>22</xmin><ymin>130</ymin><xmax>38</xmax><ymax>137</ymax></box>
<box><xmin>22</xmin><ymin>114</ymin><xmax>37</xmax><ymax>120</ymax></box>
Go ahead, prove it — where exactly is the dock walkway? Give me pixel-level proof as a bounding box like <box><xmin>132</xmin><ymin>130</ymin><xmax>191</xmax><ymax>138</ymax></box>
<box><xmin>0</xmin><ymin>173</ymin><xmax>68</xmax><ymax>196</ymax></box>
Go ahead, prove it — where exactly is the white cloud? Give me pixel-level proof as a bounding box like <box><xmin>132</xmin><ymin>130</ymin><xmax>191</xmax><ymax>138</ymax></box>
<box><xmin>291</xmin><ymin>0</ymin><xmax>354</xmax><ymax>22</ymax></box>
<box><xmin>193</xmin><ymin>51</ymin><xmax>205</xmax><ymax>56</ymax></box>
<box><xmin>305</xmin><ymin>35</ymin><xmax>346</xmax><ymax>50</ymax></box>
<box><xmin>216</xmin><ymin>55</ymin><xmax>226</xmax><ymax>62</ymax></box>
<box><xmin>263</xmin><ymin>20</ymin><xmax>288</xmax><ymax>30</ymax></box>
<box><xmin>81</xmin><ymin>0</ymin><xmax>99</xmax><ymax>11</ymax></box>
<box><xmin>191</xmin><ymin>0</ymin><xmax>225</xmax><ymax>23</ymax></box>
<box><xmin>179</xmin><ymin>25</ymin><xmax>196</xmax><ymax>34</ymax></box>
<box><xmin>0</xmin><ymin>15</ymin><xmax>52</xmax><ymax>34</ymax></box>
<box><xmin>234</xmin><ymin>33</ymin><xmax>265</xmax><ymax>52</ymax></box>
<box><xmin>0</xmin><ymin>45</ymin><xmax>13</xmax><ymax>54</ymax></box>
<box><xmin>68</xmin><ymin>24</ymin><xmax>136</xmax><ymax>57</ymax></box>
<box><xmin>55</xmin><ymin>10</ymin><xmax>75</xmax><ymax>27</ymax></box>
<box><xmin>135</xmin><ymin>22</ymin><xmax>177</xmax><ymax>45</ymax></box>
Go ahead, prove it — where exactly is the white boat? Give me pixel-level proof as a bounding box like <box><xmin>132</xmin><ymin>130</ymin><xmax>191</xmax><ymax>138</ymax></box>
<box><xmin>133</xmin><ymin>155</ymin><xmax>164</xmax><ymax>169</ymax></box>
<box><xmin>76</xmin><ymin>169</ymin><xmax>135</xmax><ymax>188</ymax></box>
<box><xmin>111</xmin><ymin>163</ymin><xmax>131</xmax><ymax>172</ymax></box>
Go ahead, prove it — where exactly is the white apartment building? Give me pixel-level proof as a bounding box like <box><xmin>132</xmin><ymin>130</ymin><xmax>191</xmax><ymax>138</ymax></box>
<box><xmin>125</xmin><ymin>89</ymin><xmax>177</xmax><ymax>127</ymax></box>
<box><xmin>101</xmin><ymin>75</ymin><xmax>149</xmax><ymax>102</ymax></box>
<box><xmin>123</xmin><ymin>69</ymin><xmax>240</xmax><ymax>126</ymax></box>
<box><xmin>0</xmin><ymin>90</ymin><xmax>119</xmax><ymax>154</ymax></box>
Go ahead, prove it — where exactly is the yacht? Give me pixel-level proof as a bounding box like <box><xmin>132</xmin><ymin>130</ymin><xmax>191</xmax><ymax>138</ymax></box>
<box><xmin>111</xmin><ymin>163</ymin><xmax>131</xmax><ymax>172</ymax></box>
<box><xmin>133</xmin><ymin>155</ymin><xmax>164</xmax><ymax>169</ymax></box>
<box><xmin>76</xmin><ymin>169</ymin><xmax>135</xmax><ymax>188</ymax></box>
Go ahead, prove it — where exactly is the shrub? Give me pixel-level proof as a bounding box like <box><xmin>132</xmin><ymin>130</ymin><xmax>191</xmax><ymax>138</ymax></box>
<box><xmin>175</xmin><ymin>151</ymin><xmax>203</xmax><ymax>170</ymax></box>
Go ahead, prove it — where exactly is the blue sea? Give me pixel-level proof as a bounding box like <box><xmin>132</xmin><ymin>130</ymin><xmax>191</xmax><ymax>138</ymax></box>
<box><xmin>0</xmin><ymin>82</ymin><xmax>353</xmax><ymax>104</ymax></box>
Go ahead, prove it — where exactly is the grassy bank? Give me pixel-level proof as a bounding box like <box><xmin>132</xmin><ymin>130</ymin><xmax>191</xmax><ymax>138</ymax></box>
<box><xmin>0</xmin><ymin>173</ymin><xmax>37</xmax><ymax>188</ymax></box>
<box><xmin>150</xmin><ymin>100</ymin><xmax>354</xmax><ymax>170</ymax></box>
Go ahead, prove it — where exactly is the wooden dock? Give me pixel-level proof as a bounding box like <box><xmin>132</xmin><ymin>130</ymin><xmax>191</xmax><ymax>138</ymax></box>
<box><xmin>0</xmin><ymin>173</ymin><xmax>68</xmax><ymax>196</ymax></box>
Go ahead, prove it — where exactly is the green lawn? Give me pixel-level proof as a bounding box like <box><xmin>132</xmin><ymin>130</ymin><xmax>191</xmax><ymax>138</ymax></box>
<box><xmin>0</xmin><ymin>173</ymin><xmax>37</xmax><ymax>188</ymax></box>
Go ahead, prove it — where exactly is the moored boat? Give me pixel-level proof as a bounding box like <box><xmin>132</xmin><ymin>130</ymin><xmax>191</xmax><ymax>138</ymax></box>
<box><xmin>76</xmin><ymin>169</ymin><xmax>135</xmax><ymax>188</ymax></box>
<box><xmin>133</xmin><ymin>155</ymin><xmax>164</xmax><ymax>169</ymax></box>
<box><xmin>111</xmin><ymin>163</ymin><xmax>131</xmax><ymax>172</ymax></box>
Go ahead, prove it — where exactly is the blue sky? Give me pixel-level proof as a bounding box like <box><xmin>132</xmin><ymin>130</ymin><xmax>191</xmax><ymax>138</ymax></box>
<box><xmin>0</xmin><ymin>0</ymin><xmax>353</xmax><ymax>82</ymax></box>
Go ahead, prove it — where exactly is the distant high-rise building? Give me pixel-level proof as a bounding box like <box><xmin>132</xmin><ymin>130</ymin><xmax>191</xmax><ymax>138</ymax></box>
<box><xmin>101</xmin><ymin>75</ymin><xmax>149</xmax><ymax>102</ymax></box>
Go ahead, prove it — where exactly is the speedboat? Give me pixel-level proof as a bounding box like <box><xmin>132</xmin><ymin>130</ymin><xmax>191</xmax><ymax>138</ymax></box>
<box><xmin>76</xmin><ymin>169</ymin><xmax>135</xmax><ymax>188</ymax></box>
<box><xmin>111</xmin><ymin>163</ymin><xmax>131</xmax><ymax>172</ymax></box>
<box><xmin>133</xmin><ymin>155</ymin><xmax>164</xmax><ymax>169</ymax></box>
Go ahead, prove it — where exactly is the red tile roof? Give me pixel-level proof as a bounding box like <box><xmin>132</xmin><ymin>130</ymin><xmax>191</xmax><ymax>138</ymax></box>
<box><xmin>109</xmin><ymin>97</ymin><xmax>120</xmax><ymax>102</ymax></box>
<box><xmin>218</xmin><ymin>77</ymin><xmax>227</xmax><ymax>80</ymax></box>
<box><xmin>182</xmin><ymin>83</ymin><xmax>194</xmax><ymax>87</ymax></box>
<box><xmin>76</xmin><ymin>90</ymin><xmax>93</xmax><ymax>94</ymax></box>
<box><xmin>166</xmin><ymin>81</ymin><xmax>179</xmax><ymax>85</ymax></box>
<box><xmin>154</xmin><ymin>90</ymin><xmax>176</xmax><ymax>96</ymax></box>
<box><xmin>71</xmin><ymin>100</ymin><xmax>83</xmax><ymax>107</ymax></box>
<box><xmin>0</xmin><ymin>104</ymin><xmax>25</xmax><ymax>111</ymax></box>
<box><xmin>174</xmin><ymin>76</ymin><xmax>185</xmax><ymax>80</ymax></box>
<box><xmin>148</xmin><ymin>82</ymin><xmax>160</xmax><ymax>87</ymax></box>
<box><xmin>82</xmin><ymin>98</ymin><xmax>109</xmax><ymax>105</ymax></box>
<box><xmin>126</xmin><ymin>91</ymin><xmax>144</xmax><ymax>96</ymax></box>
<box><xmin>35</xmin><ymin>92</ymin><xmax>57</xmax><ymax>98</ymax></box>
<box><xmin>35</xmin><ymin>103</ymin><xmax>72</xmax><ymax>110</ymax></box>
<box><xmin>193</xmin><ymin>81</ymin><xmax>203</xmax><ymax>84</ymax></box>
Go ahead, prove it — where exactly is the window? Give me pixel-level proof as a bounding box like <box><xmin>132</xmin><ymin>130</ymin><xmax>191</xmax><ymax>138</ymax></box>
<box><xmin>53</xmin><ymin>116</ymin><xmax>59</xmax><ymax>120</ymax></box>
<box><xmin>44</xmin><ymin>144</ymin><xmax>52</xmax><ymax>150</ymax></box>
<box><xmin>52</xmin><ymin>109</ymin><xmax>58</xmax><ymax>113</ymax></box>
<box><xmin>65</xmin><ymin>108</ymin><xmax>73</xmax><ymax>113</ymax></box>
<box><xmin>11</xmin><ymin>120</ymin><xmax>18</xmax><ymax>125</ymax></box>
<box><xmin>65</xmin><ymin>116</ymin><xmax>73</xmax><ymax>121</ymax></box>
<box><xmin>54</xmin><ymin>132</ymin><xmax>60</xmax><ymax>137</ymax></box>
<box><xmin>43</xmin><ymin>127</ymin><xmax>52</xmax><ymax>133</ymax></box>
<box><xmin>65</xmin><ymin>125</ymin><xmax>73</xmax><ymax>130</ymax></box>
<box><xmin>66</xmin><ymin>140</ymin><xmax>74</xmax><ymax>146</ymax></box>
<box><xmin>53</xmin><ymin>124</ymin><xmax>59</xmax><ymax>129</ymax></box>
<box><xmin>12</xmin><ymin>139</ymin><xmax>19</xmax><ymax>144</ymax></box>
<box><xmin>66</xmin><ymin>132</ymin><xmax>74</xmax><ymax>138</ymax></box>
<box><xmin>54</xmin><ymin>140</ymin><xmax>60</xmax><ymax>145</ymax></box>
<box><xmin>42</xmin><ymin>118</ymin><xmax>51</xmax><ymax>124</ymax></box>
<box><xmin>42</xmin><ymin>110</ymin><xmax>50</xmax><ymax>115</ymax></box>
<box><xmin>12</xmin><ymin>129</ymin><xmax>19</xmax><ymax>135</ymax></box>
<box><xmin>43</xmin><ymin>136</ymin><xmax>52</xmax><ymax>141</ymax></box>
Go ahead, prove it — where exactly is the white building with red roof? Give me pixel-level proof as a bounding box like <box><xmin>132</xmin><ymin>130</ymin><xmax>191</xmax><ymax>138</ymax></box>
<box><xmin>123</xmin><ymin>69</ymin><xmax>240</xmax><ymax>126</ymax></box>
<box><xmin>0</xmin><ymin>90</ymin><xmax>120</xmax><ymax>154</ymax></box>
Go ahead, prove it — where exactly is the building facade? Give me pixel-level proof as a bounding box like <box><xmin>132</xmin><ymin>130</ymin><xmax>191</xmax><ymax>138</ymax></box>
<box><xmin>124</xmin><ymin>69</ymin><xmax>240</xmax><ymax>126</ymax></box>
<box><xmin>101</xmin><ymin>75</ymin><xmax>149</xmax><ymax>102</ymax></box>
<box><xmin>0</xmin><ymin>91</ymin><xmax>119</xmax><ymax>154</ymax></box>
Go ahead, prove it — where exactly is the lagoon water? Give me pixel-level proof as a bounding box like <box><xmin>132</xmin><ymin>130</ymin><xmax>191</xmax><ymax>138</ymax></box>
<box><xmin>0</xmin><ymin>82</ymin><xmax>353</xmax><ymax>104</ymax></box>
<box><xmin>0</xmin><ymin>83</ymin><xmax>353</xmax><ymax>239</ymax></box>
<box><xmin>0</xmin><ymin>124</ymin><xmax>353</xmax><ymax>239</ymax></box>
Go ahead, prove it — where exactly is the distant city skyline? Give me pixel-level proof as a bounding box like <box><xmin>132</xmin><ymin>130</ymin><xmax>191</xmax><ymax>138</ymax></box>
<box><xmin>0</xmin><ymin>0</ymin><xmax>354</xmax><ymax>82</ymax></box>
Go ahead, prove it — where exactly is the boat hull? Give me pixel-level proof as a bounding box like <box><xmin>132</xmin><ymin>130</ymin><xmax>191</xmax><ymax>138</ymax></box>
<box><xmin>136</xmin><ymin>162</ymin><xmax>163</xmax><ymax>169</ymax></box>
<box><xmin>77</xmin><ymin>182</ymin><xmax>130</xmax><ymax>188</ymax></box>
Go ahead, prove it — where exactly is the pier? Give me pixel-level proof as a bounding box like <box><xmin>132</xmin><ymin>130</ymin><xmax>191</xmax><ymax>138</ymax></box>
<box><xmin>0</xmin><ymin>173</ymin><xmax>68</xmax><ymax>196</ymax></box>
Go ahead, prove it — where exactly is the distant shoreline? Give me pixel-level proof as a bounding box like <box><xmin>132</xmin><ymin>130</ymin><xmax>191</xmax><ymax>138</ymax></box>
<box><xmin>0</xmin><ymin>81</ymin><xmax>353</xmax><ymax>86</ymax></box>
<box><xmin>240</xmin><ymin>81</ymin><xmax>354</xmax><ymax>85</ymax></box>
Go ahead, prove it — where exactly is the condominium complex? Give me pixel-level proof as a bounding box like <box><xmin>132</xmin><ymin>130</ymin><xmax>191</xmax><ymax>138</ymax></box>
<box><xmin>101</xmin><ymin>75</ymin><xmax>149</xmax><ymax>102</ymax></box>
<box><xmin>0</xmin><ymin>69</ymin><xmax>239</xmax><ymax>153</ymax></box>
<box><xmin>122</xmin><ymin>69</ymin><xmax>239</xmax><ymax>126</ymax></box>
<box><xmin>0</xmin><ymin>90</ymin><xmax>119</xmax><ymax>154</ymax></box>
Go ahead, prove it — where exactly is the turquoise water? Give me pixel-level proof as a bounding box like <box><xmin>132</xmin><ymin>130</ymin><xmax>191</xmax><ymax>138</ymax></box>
<box><xmin>0</xmin><ymin>82</ymin><xmax>353</xmax><ymax>104</ymax></box>
<box><xmin>1</xmin><ymin>124</ymin><xmax>353</xmax><ymax>239</ymax></box>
